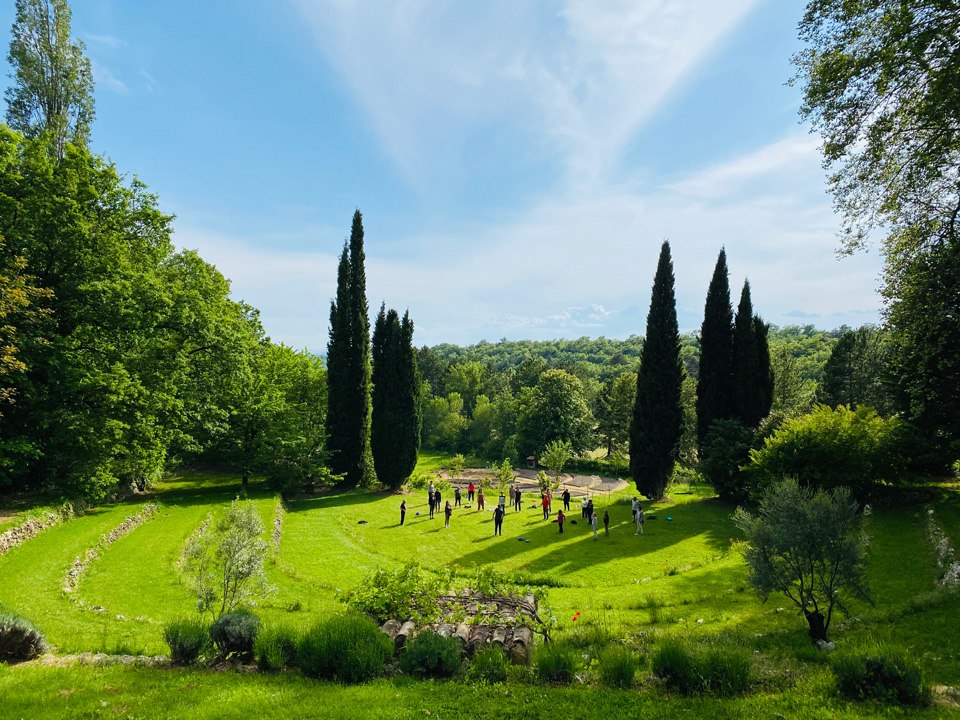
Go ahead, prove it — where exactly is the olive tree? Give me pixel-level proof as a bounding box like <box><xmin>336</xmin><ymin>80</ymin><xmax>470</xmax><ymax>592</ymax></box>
<box><xmin>734</xmin><ymin>478</ymin><xmax>870</xmax><ymax>643</ymax></box>
<box><xmin>540</xmin><ymin>439</ymin><xmax>573</xmax><ymax>487</ymax></box>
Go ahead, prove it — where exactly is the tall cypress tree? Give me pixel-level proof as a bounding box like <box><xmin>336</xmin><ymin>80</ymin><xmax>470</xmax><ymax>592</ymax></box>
<box><xmin>732</xmin><ymin>280</ymin><xmax>761</xmax><ymax>426</ymax></box>
<box><xmin>753</xmin><ymin>315</ymin><xmax>774</xmax><ymax>422</ymax></box>
<box><xmin>696</xmin><ymin>249</ymin><xmax>734</xmax><ymax>451</ymax></box>
<box><xmin>326</xmin><ymin>210</ymin><xmax>371</xmax><ymax>487</ymax></box>
<box><xmin>630</xmin><ymin>241</ymin><xmax>684</xmax><ymax>500</ymax></box>
<box><xmin>371</xmin><ymin>306</ymin><xmax>422</xmax><ymax>490</ymax></box>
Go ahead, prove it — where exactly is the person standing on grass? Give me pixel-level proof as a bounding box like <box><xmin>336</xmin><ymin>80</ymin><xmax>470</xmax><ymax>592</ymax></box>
<box><xmin>455</xmin><ymin>486</ymin><xmax>462</xmax><ymax>507</ymax></box>
<box><xmin>631</xmin><ymin>496</ymin><xmax>639</xmax><ymax>522</ymax></box>
<box><xmin>400</xmin><ymin>499</ymin><xmax>407</xmax><ymax>526</ymax></box>
<box><xmin>477</xmin><ymin>488</ymin><xmax>485</xmax><ymax>511</ymax></box>
<box><xmin>444</xmin><ymin>500</ymin><xmax>452</xmax><ymax>528</ymax></box>
<box><xmin>541</xmin><ymin>493</ymin><xmax>550</xmax><ymax>520</ymax></box>
<box><xmin>591</xmin><ymin>511</ymin><xmax>599</xmax><ymax>540</ymax></box>
<box><xmin>435</xmin><ymin>489</ymin><xmax>442</xmax><ymax>512</ymax></box>
<box><xmin>562</xmin><ymin>488</ymin><xmax>571</xmax><ymax>511</ymax></box>
<box><xmin>546</xmin><ymin>487</ymin><xmax>553</xmax><ymax>512</ymax></box>
<box><xmin>603</xmin><ymin>509</ymin><xmax>610</xmax><ymax>536</ymax></box>
<box><xmin>468</xmin><ymin>482</ymin><xmax>475</xmax><ymax>502</ymax></box>
<box><xmin>635</xmin><ymin>504</ymin><xmax>645</xmax><ymax>535</ymax></box>
<box><xmin>429</xmin><ymin>490</ymin><xmax>436</xmax><ymax>519</ymax></box>
<box><xmin>514</xmin><ymin>486</ymin><xmax>522</xmax><ymax>511</ymax></box>
<box><xmin>557</xmin><ymin>509</ymin><xmax>565</xmax><ymax>534</ymax></box>
<box><xmin>429</xmin><ymin>480</ymin><xmax>435</xmax><ymax>497</ymax></box>
<box><xmin>499</xmin><ymin>490</ymin><xmax>506</xmax><ymax>512</ymax></box>
<box><xmin>493</xmin><ymin>503</ymin><xmax>504</xmax><ymax>536</ymax></box>
<box><xmin>509</xmin><ymin>484</ymin><xmax>516</xmax><ymax>508</ymax></box>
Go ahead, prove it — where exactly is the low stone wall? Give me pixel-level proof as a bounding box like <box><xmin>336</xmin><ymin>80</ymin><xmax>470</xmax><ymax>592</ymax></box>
<box><xmin>0</xmin><ymin>502</ymin><xmax>85</xmax><ymax>556</ymax></box>
<box><xmin>379</xmin><ymin>589</ymin><xmax>539</xmax><ymax>665</ymax></box>
<box><xmin>64</xmin><ymin>504</ymin><xmax>159</xmax><ymax>592</ymax></box>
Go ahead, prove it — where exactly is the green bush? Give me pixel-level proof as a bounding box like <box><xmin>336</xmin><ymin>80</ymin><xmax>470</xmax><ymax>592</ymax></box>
<box><xmin>254</xmin><ymin>624</ymin><xmax>301</xmax><ymax>671</ymax></box>
<box><xmin>209</xmin><ymin>610</ymin><xmax>261</xmax><ymax>660</ymax></box>
<box><xmin>163</xmin><ymin>617</ymin><xmax>210</xmax><ymax>666</ymax></box>
<box><xmin>399</xmin><ymin>630</ymin><xmax>463</xmax><ymax>678</ymax></box>
<box><xmin>832</xmin><ymin>651</ymin><xmax>931</xmax><ymax>706</ymax></box>
<box><xmin>343</xmin><ymin>562</ymin><xmax>443</xmax><ymax>625</ymax></box>
<box><xmin>598</xmin><ymin>645</ymin><xmax>637</xmax><ymax>689</ymax></box>
<box><xmin>533</xmin><ymin>643</ymin><xmax>578</xmax><ymax>685</ymax></box>
<box><xmin>0</xmin><ymin>608</ymin><xmax>46</xmax><ymax>663</ymax></box>
<box><xmin>700</xmin><ymin>419</ymin><xmax>756</xmax><ymax>503</ymax></box>
<box><xmin>467</xmin><ymin>646</ymin><xmax>510</xmax><ymax>684</ymax></box>
<box><xmin>297</xmin><ymin>613</ymin><xmax>392</xmax><ymax>683</ymax></box>
<box><xmin>653</xmin><ymin>640</ymin><xmax>754</xmax><ymax>696</ymax></box>
<box><xmin>747</xmin><ymin>404</ymin><xmax>906</xmax><ymax>496</ymax></box>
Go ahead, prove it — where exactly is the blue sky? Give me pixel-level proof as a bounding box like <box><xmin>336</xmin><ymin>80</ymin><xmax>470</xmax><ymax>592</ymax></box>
<box><xmin>1</xmin><ymin>0</ymin><xmax>884</xmax><ymax>351</ymax></box>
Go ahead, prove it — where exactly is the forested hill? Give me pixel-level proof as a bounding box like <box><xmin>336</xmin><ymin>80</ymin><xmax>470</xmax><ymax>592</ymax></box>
<box><xmin>428</xmin><ymin>324</ymin><xmax>847</xmax><ymax>383</ymax></box>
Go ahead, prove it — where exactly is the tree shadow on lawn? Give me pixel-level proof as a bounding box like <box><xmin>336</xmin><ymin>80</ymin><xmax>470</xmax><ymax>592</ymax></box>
<box><xmin>285</xmin><ymin>490</ymin><xmax>392</xmax><ymax>514</ymax></box>
<box><xmin>448</xmin><ymin>500</ymin><xmax>736</xmax><ymax>581</ymax></box>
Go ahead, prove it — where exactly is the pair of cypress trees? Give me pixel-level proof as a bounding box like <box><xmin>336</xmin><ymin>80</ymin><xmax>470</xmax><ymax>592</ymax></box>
<box><xmin>327</xmin><ymin>211</ymin><xmax>421</xmax><ymax>489</ymax></box>
<box><xmin>696</xmin><ymin>249</ymin><xmax>773</xmax><ymax>451</ymax></box>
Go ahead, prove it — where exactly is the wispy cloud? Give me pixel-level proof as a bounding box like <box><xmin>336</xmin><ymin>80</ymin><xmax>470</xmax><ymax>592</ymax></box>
<box><xmin>140</xmin><ymin>69</ymin><xmax>159</xmax><ymax>93</ymax></box>
<box><xmin>292</xmin><ymin>0</ymin><xmax>759</xmax><ymax>186</ymax></box>
<box><xmin>90</xmin><ymin>60</ymin><xmax>128</xmax><ymax>94</ymax></box>
<box><xmin>85</xmin><ymin>33</ymin><xmax>125</xmax><ymax>48</ymax></box>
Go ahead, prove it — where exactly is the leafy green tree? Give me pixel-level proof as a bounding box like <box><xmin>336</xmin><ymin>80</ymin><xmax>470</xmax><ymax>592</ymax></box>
<box><xmin>183</xmin><ymin>499</ymin><xmax>273</xmax><ymax>620</ymax></box>
<box><xmin>817</xmin><ymin>326</ymin><xmax>894</xmax><ymax>415</ymax></box>
<box><xmin>630</xmin><ymin>241</ymin><xmax>685</xmax><ymax>501</ymax></box>
<box><xmin>448</xmin><ymin>453</ymin><xmax>465</xmax><ymax>482</ymax></box>
<box><xmin>700</xmin><ymin>419</ymin><xmax>756</xmax><ymax>504</ymax></box>
<box><xmin>732</xmin><ymin>281</ymin><xmax>773</xmax><ymax>427</ymax></box>
<box><xmin>770</xmin><ymin>344</ymin><xmax>815</xmax><ymax>414</ymax></box>
<box><xmin>421</xmin><ymin>392</ymin><xmax>467</xmax><ymax>451</ymax></box>
<box><xmin>5</xmin><ymin>0</ymin><xmax>95</xmax><ymax>160</ymax></box>
<box><xmin>748</xmin><ymin>404</ymin><xmax>906</xmax><ymax>497</ymax></box>
<box><xmin>326</xmin><ymin>210</ymin><xmax>372</xmax><ymax>487</ymax></box>
<box><xmin>518</xmin><ymin>369</ymin><xmax>593</xmax><ymax>457</ymax></box>
<box><xmin>416</xmin><ymin>345</ymin><xmax>448</xmax><ymax>397</ymax></box>
<box><xmin>371</xmin><ymin>305</ymin><xmax>422</xmax><ymax>490</ymax></box>
<box><xmin>540</xmin><ymin>439</ymin><xmax>573</xmax><ymax>484</ymax></box>
<box><xmin>594</xmin><ymin>371</ymin><xmax>636</xmax><ymax>457</ymax></box>
<box><xmin>445</xmin><ymin>361</ymin><xmax>488</xmax><ymax>418</ymax></box>
<box><xmin>492</xmin><ymin>458</ymin><xmax>516</xmax><ymax>493</ymax></box>
<box><xmin>696</xmin><ymin>249</ymin><xmax>734</xmax><ymax>451</ymax></box>
<box><xmin>734</xmin><ymin>479</ymin><xmax>870</xmax><ymax>643</ymax></box>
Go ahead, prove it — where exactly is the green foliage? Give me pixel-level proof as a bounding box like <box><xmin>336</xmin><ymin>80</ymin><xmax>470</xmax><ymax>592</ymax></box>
<box><xmin>594</xmin><ymin>372</ymin><xmax>636</xmax><ymax>457</ymax></box>
<box><xmin>421</xmin><ymin>392</ymin><xmax>467</xmax><ymax>452</ymax></box>
<box><xmin>631</xmin><ymin>241</ymin><xmax>685</xmax><ymax>500</ymax></box>
<box><xmin>162</xmin><ymin>617</ymin><xmax>210</xmax><ymax>666</ymax></box>
<box><xmin>5</xmin><ymin>0</ymin><xmax>95</xmax><ymax>159</ymax></box>
<box><xmin>598</xmin><ymin>645</ymin><xmax>637</xmax><ymax>689</ymax></box>
<box><xmin>817</xmin><ymin>326</ymin><xmax>894</xmax><ymax>415</ymax></box>
<box><xmin>748</xmin><ymin>404</ymin><xmax>906</xmax><ymax>495</ymax></box>
<box><xmin>734</xmin><ymin>479</ymin><xmax>870</xmax><ymax>642</ymax></box>
<box><xmin>533</xmin><ymin>643</ymin><xmax>579</xmax><ymax>684</ymax></box>
<box><xmin>253</xmin><ymin>624</ymin><xmax>301</xmax><ymax>672</ymax></box>
<box><xmin>652</xmin><ymin>640</ymin><xmax>753</xmax><ymax>697</ymax></box>
<box><xmin>832</xmin><ymin>650</ymin><xmax>931</xmax><ymax>706</ymax></box>
<box><xmin>732</xmin><ymin>281</ymin><xmax>773</xmax><ymax>428</ymax></box>
<box><xmin>399</xmin><ymin>630</ymin><xmax>463</xmax><ymax>678</ymax></box>
<box><xmin>0</xmin><ymin>606</ymin><xmax>46</xmax><ymax>663</ymax></box>
<box><xmin>297</xmin><ymin>614</ymin><xmax>392</xmax><ymax>683</ymax></box>
<box><xmin>445</xmin><ymin>361</ymin><xmax>488</xmax><ymax>418</ymax></box>
<box><xmin>700</xmin><ymin>419</ymin><xmax>756</xmax><ymax>504</ymax></box>
<box><xmin>342</xmin><ymin>562</ymin><xmax>443</xmax><ymax>625</ymax></box>
<box><xmin>372</xmin><ymin>305</ymin><xmax>422</xmax><ymax>490</ymax></box>
<box><xmin>518</xmin><ymin>369</ymin><xmax>593</xmax><ymax>457</ymax></box>
<box><xmin>182</xmin><ymin>500</ymin><xmax>272</xmax><ymax>619</ymax></box>
<box><xmin>448</xmin><ymin>453</ymin><xmax>465</xmax><ymax>480</ymax></box>
<box><xmin>327</xmin><ymin>210</ymin><xmax>372</xmax><ymax>488</ymax></box>
<box><xmin>467</xmin><ymin>646</ymin><xmax>510</xmax><ymax>684</ymax></box>
<box><xmin>540</xmin><ymin>439</ymin><xmax>573</xmax><ymax>482</ymax></box>
<box><xmin>209</xmin><ymin>609</ymin><xmax>261</xmax><ymax>660</ymax></box>
<box><xmin>492</xmin><ymin>459</ymin><xmax>516</xmax><ymax>493</ymax></box>
<box><xmin>696</xmin><ymin>249</ymin><xmax>734</xmax><ymax>452</ymax></box>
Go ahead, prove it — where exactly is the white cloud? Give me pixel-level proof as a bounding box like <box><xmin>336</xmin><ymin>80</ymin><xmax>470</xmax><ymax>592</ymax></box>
<box><xmin>291</xmin><ymin>0</ymin><xmax>759</xmax><ymax>185</ymax></box>
<box><xmin>140</xmin><ymin>69</ymin><xmax>159</xmax><ymax>93</ymax></box>
<box><xmin>85</xmin><ymin>33</ymin><xmax>125</xmax><ymax>48</ymax></box>
<box><xmin>90</xmin><ymin>60</ymin><xmax>128</xmax><ymax>94</ymax></box>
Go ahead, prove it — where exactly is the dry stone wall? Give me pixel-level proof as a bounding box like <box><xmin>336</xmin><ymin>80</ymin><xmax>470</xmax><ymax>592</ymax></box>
<box><xmin>0</xmin><ymin>502</ymin><xmax>86</xmax><ymax>556</ymax></box>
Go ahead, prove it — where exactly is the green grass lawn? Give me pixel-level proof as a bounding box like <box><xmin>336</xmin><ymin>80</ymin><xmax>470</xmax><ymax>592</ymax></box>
<box><xmin>1</xmin><ymin>467</ymin><xmax>958</xmax><ymax>717</ymax></box>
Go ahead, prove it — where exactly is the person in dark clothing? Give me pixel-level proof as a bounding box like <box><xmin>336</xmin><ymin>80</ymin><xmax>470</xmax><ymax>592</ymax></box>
<box><xmin>514</xmin><ymin>487</ymin><xmax>522</xmax><ymax>511</ymax></box>
<box><xmin>562</xmin><ymin>488</ymin><xmax>571</xmax><ymax>511</ymax></box>
<box><xmin>603</xmin><ymin>509</ymin><xmax>610</xmax><ymax>536</ymax></box>
<box><xmin>429</xmin><ymin>492</ymin><xmax>435</xmax><ymax>519</ymax></box>
<box><xmin>400</xmin><ymin>499</ymin><xmax>406</xmax><ymax>525</ymax></box>
<box><xmin>434</xmin><ymin>489</ymin><xmax>442</xmax><ymax>512</ymax></box>
<box><xmin>444</xmin><ymin>500</ymin><xmax>452</xmax><ymax>528</ymax></box>
<box><xmin>477</xmin><ymin>488</ymin><xmax>485</xmax><ymax>511</ymax></box>
<box><xmin>557</xmin><ymin>509</ymin><xmax>565</xmax><ymax>533</ymax></box>
<box><xmin>493</xmin><ymin>504</ymin><xmax>504</xmax><ymax>535</ymax></box>
<box><xmin>454</xmin><ymin>487</ymin><xmax>462</xmax><ymax>507</ymax></box>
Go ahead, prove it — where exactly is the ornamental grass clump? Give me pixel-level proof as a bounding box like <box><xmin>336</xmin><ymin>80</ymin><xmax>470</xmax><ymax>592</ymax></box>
<box><xmin>598</xmin><ymin>645</ymin><xmax>638</xmax><ymax>689</ymax></box>
<box><xmin>254</xmin><ymin>624</ymin><xmax>301</xmax><ymax>672</ymax></box>
<box><xmin>0</xmin><ymin>607</ymin><xmax>46</xmax><ymax>663</ymax></box>
<box><xmin>533</xmin><ymin>643</ymin><xmax>579</xmax><ymax>685</ymax></box>
<box><xmin>653</xmin><ymin>639</ymin><xmax>754</xmax><ymax>697</ymax></box>
<box><xmin>467</xmin><ymin>646</ymin><xmax>510</xmax><ymax>684</ymax></box>
<box><xmin>832</xmin><ymin>650</ymin><xmax>931</xmax><ymax>706</ymax></box>
<box><xmin>163</xmin><ymin>617</ymin><xmax>210</xmax><ymax>666</ymax></box>
<box><xmin>399</xmin><ymin>630</ymin><xmax>463</xmax><ymax>678</ymax></box>
<box><xmin>297</xmin><ymin>613</ymin><xmax>392</xmax><ymax>683</ymax></box>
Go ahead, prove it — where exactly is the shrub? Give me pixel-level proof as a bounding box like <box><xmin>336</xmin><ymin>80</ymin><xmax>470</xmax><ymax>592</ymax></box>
<box><xmin>0</xmin><ymin>608</ymin><xmax>46</xmax><ymax>663</ymax></box>
<box><xmin>598</xmin><ymin>645</ymin><xmax>637</xmax><ymax>689</ymax></box>
<box><xmin>343</xmin><ymin>562</ymin><xmax>443</xmax><ymax>624</ymax></box>
<box><xmin>832</xmin><ymin>651</ymin><xmax>931</xmax><ymax>706</ymax></box>
<box><xmin>653</xmin><ymin>640</ymin><xmax>754</xmax><ymax>696</ymax></box>
<box><xmin>254</xmin><ymin>624</ymin><xmax>301</xmax><ymax>672</ymax></box>
<box><xmin>652</xmin><ymin>639</ymin><xmax>700</xmax><ymax>694</ymax></box>
<box><xmin>163</xmin><ymin>617</ymin><xmax>210</xmax><ymax>666</ymax></box>
<box><xmin>468</xmin><ymin>646</ymin><xmax>510</xmax><ymax>684</ymax></box>
<box><xmin>210</xmin><ymin>610</ymin><xmax>261</xmax><ymax>660</ymax></box>
<box><xmin>533</xmin><ymin>643</ymin><xmax>578</xmax><ymax>685</ymax></box>
<box><xmin>700</xmin><ymin>419</ymin><xmax>756</xmax><ymax>503</ymax></box>
<box><xmin>297</xmin><ymin>613</ymin><xmax>392</xmax><ymax>683</ymax></box>
<box><xmin>399</xmin><ymin>630</ymin><xmax>463</xmax><ymax>678</ymax></box>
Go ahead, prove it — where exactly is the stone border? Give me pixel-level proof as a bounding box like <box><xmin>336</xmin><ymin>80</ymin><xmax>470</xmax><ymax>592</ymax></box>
<box><xmin>63</xmin><ymin>504</ymin><xmax>160</xmax><ymax>593</ymax></box>
<box><xmin>273</xmin><ymin>497</ymin><xmax>285</xmax><ymax>554</ymax></box>
<box><xmin>0</xmin><ymin>501</ymin><xmax>86</xmax><ymax>556</ymax></box>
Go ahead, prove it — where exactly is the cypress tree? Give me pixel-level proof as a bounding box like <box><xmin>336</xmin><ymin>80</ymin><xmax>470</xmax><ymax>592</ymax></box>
<box><xmin>371</xmin><ymin>305</ymin><xmax>422</xmax><ymax>490</ymax></box>
<box><xmin>326</xmin><ymin>210</ymin><xmax>371</xmax><ymax>487</ymax></box>
<box><xmin>753</xmin><ymin>315</ymin><xmax>774</xmax><ymax>423</ymax></box>
<box><xmin>732</xmin><ymin>280</ymin><xmax>761</xmax><ymax>426</ymax></box>
<box><xmin>696</xmin><ymin>249</ymin><xmax>734</xmax><ymax>451</ymax></box>
<box><xmin>630</xmin><ymin>241</ymin><xmax>684</xmax><ymax>500</ymax></box>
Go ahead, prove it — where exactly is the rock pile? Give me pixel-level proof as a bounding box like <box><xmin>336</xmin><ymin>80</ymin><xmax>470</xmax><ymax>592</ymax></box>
<box><xmin>379</xmin><ymin>589</ymin><xmax>539</xmax><ymax>665</ymax></box>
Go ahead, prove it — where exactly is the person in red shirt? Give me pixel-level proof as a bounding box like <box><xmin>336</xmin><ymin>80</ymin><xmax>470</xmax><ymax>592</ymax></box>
<box><xmin>468</xmin><ymin>482</ymin><xmax>476</xmax><ymax>502</ymax></box>
<box><xmin>557</xmin><ymin>509</ymin><xmax>565</xmax><ymax>533</ymax></box>
<box><xmin>541</xmin><ymin>493</ymin><xmax>550</xmax><ymax>520</ymax></box>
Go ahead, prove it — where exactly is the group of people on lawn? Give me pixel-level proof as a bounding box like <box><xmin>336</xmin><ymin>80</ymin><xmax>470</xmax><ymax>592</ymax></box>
<box><xmin>399</xmin><ymin>477</ymin><xmax>647</xmax><ymax>539</ymax></box>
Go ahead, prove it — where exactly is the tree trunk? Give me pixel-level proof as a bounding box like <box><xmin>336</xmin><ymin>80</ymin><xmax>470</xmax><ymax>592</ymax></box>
<box><xmin>242</xmin><ymin>473</ymin><xmax>249</xmax><ymax>490</ymax></box>
<box><xmin>805</xmin><ymin>609</ymin><xmax>827</xmax><ymax>643</ymax></box>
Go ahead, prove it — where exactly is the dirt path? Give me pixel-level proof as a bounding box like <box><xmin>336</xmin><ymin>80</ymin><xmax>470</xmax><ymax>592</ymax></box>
<box><xmin>436</xmin><ymin>467</ymin><xmax>628</xmax><ymax>498</ymax></box>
